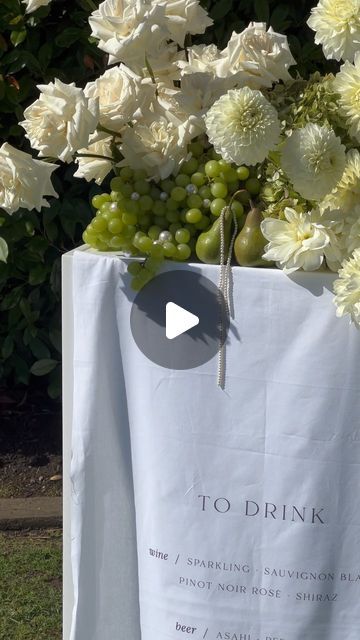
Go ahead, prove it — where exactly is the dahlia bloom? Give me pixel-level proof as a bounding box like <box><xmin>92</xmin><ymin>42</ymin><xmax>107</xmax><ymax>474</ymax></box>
<box><xmin>307</xmin><ymin>0</ymin><xmax>360</xmax><ymax>62</ymax></box>
<box><xmin>333</xmin><ymin>248</ymin><xmax>360</xmax><ymax>325</ymax></box>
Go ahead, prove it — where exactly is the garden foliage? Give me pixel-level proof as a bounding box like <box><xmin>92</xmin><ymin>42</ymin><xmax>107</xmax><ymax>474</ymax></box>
<box><xmin>0</xmin><ymin>0</ymin><xmax>335</xmax><ymax>399</ymax></box>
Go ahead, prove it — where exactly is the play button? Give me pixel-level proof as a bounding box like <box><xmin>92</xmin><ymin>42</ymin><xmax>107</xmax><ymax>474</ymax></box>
<box><xmin>166</xmin><ymin>302</ymin><xmax>199</xmax><ymax>340</ymax></box>
<box><xmin>129</xmin><ymin>268</ymin><xmax>230</xmax><ymax>370</ymax></box>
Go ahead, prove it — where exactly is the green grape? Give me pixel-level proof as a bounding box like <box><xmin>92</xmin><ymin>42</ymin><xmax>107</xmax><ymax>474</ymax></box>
<box><xmin>205</xmin><ymin>160</ymin><xmax>220</xmax><ymax>178</ymax></box>
<box><xmin>176</xmin><ymin>243</ymin><xmax>191</xmax><ymax>260</ymax></box>
<box><xmin>128</xmin><ymin>262</ymin><xmax>142</xmax><ymax>276</ymax></box>
<box><xmin>110</xmin><ymin>177</ymin><xmax>124</xmax><ymax>191</ymax></box>
<box><xmin>166</xmin><ymin>211</ymin><xmax>180</xmax><ymax>223</ymax></box>
<box><xmin>230</xmin><ymin>201</ymin><xmax>244</xmax><ymax>218</ymax></box>
<box><xmin>110</xmin><ymin>190</ymin><xmax>124</xmax><ymax>202</ymax></box>
<box><xmin>138</xmin><ymin>236</ymin><xmax>153</xmax><ymax>253</ymax></box>
<box><xmin>195</xmin><ymin>216</ymin><xmax>210</xmax><ymax>230</ymax></box>
<box><xmin>171</xmin><ymin>186</ymin><xmax>187</xmax><ymax>202</ymax></box>
<box><xmin>198</xmin><ymin>164</ymin><xmax>206</xmax><ymax>174</ymax></box>
<box><xmin>133</xmin><ymin>231</ymin><xmax>146</xmax><ymax>248</ymax></box>
<box><xmin>223</xmin><ymin>168</ymin><xmax>238</xmax><ymax>183</ymax></box>
<box><xmin>237</xmin><ymin>166</ymin><xmax>250</xmax><ymax>181</ymax></box>
<box><xmin>153</xmin><ymin>200</ymin><xmax>166</xmax><ymax>216</ymax></box>
<box><xmin>150</xmin><ymin>242</ymin><xmax>164</xmax><ymax>258</ymax></box>
<box><xmin>150</xmin><ymin>186</ymin><xmax>161</xmax><ymax>200</ymax></box>
<box><xmin>185</xmin><ymin>208</ymin><xmax>202</xmax><ymax>224</ymax></box>
<box><xmin>163</xmin><ymin>241</ymin><xmax>176</xmax><ymax>257</ymax></box>
<box><xmin>211</xmin><ymin>182</ymin><xmax>228</xmax><ymax>199</ymax></box>
<box><xmin>245</xmin><ymin>178</ymin><xmax>261</xmax><ymax>195</ymax></box>
<box><xmin>131</xmin><ymin>276</ymin><xmax>144</xmax><ymax>291</ymax></box>
<box><xmin>175</xmin><ymin>228</ymin><xmax>190</xmax><ymax>244</ymax></box>
<box><xmin>91</xmin><ymin>216</ymin><xmax>108</xmax><ymax>232</ymax></box>
<box><xmin>175</xmin><ymin>173</ymin><xmax>190</xmax><ymax>187</ymax></box>
<box><xmin>83</xmin><ymin>230</ymin><xmax>96</xmax><ymax>245</ymax></box>
<box><xmin>122</xmin><ymin>212</ymin><xmax>137</xmax><ymax>225</ymax></box>
<box><xmin>154</xmin><ymin>216</ymin><xmax>167</xmax><ymax>228</ymax></box>
<box><xmin>110</xmin><ymin>235</ymin><xmax>126</xmax><ymax>249</ymax></box>
<box><xmin>199</xmin><ymin>185</ymin><xmax>212</xmax><ymax>199</ymax></box>
<box><xmin>145</xmin><ymin>256</ymin><xmax>164</xmax><ymax>272</ymax></box>
<box><xmin>100</xmin><ymin>201</ymin><xmax>113</xmax><ymax>214</ymax></box>
<box><xmin>95</xmin><ymin>240</ymin><xmax>109</xmax><ymax>251</ymax></box>
<box><xmin>119</xmin><ymin>183</ymin><xmax>133</xmax><ymax>198</ymax></box>
<box><xmin>166</xmin><ymin>198</ymin><xmax>179</xmax><ymax>212</ymax></box>
<box><xmin>99</xmin><ymin>230</ymin><xmax>112</xmax><ymax>243</ymax></box>
<box><xmin>123</xmin><ymin>225</ymin><xmax>137</xmax><ymax>240</ymax></box>
<box><xmin>133</xmin><ymin>169</ymin><xmax>147</xmax><ymax>180</ymax></box>
<box><xmin>148</xmin><ymin>225</ymin><xmax>161</xmax><ymax>240</ymax></box>
<box><xmin>211</xmin><ymin>149</ymin><xmax>221</xmax><ymax>160</ymax></box>
<box><xmin>108</xmin><ymin>218</ymin><xmax>124</xmax><ymax>234</ymax></box>
<box><xmin>184</xmin><ymin>223</ymin><xmax>196</xmax><ymax>236</ymax></box>
<box><xmin>138</xmin><ymin>213</ymin><xmax>151</xmax><ymax>227</ymax></box>
<box><xmin>187</xmin><ymin>194</ymin><xmax>203</xmax><ymax>209</ymax></box>
<box><xmin>181</xmin><ymin>157</ymin><xmax>199</xmax><ymax>175</ymax></box>
<box><xmin>237</xmin><ymin>190</ymin><xmax>251</xmax><ymax>205</ymax></box>
<box><xmin>180</xmin><ymin>211</ymin><xmax>187</xmax><ymax>223</ymax></box>
<box><xmin>191</xmin><ymin>172</ymin><xmax>206</xmax><ymax>187</ymax></box>
<box><xmin>228</xmin><ymin>180</ymin><xmax>240</xmax><ymax>193</ymax></box>
<box><xmin>189</xmin><ymin>141</ymin><xmax>204</xmax><ymax>157</ymax></box>
<box><xmin>210</xmin><ymin>198</ymin><xmax>227</xmax><ymax>216</ymax></box>
<box><xmin>134</xmin><ymin>179</ymin><xmax>151</xmax><ymax>195</ymax></box>
<box><xmin>123</xmin><ymin>199</ymin><xmax>140</xmax><ymax>215</ymax></box>
<box><xmin>139</xmin><ymin>195</ymin><xmax>153</xmax><ymax>211</ymax></box>
<box><xmin>169</xmin><ymin>222</ymin><xmax>182</xmax><ymax>235</ymax></box>
<box><xmin>218</xmin><ymin>159</ymin><xmax>231</xmax><ymax>172</ymax></box>
<box><xmin>161</xmin><ymin>179</ymin><xmax>175</xmax><ymax>193</ymax></box>
<box><xmin>120</xmin><ymin>167</ymin><xmax>134</xmax><ymax>180</ymax></box>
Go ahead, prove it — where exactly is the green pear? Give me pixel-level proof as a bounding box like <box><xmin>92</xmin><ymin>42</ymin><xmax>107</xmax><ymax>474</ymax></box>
<box><xmin>234</xmin><ymin>207</ymin><xmax>269</xmax><ymax>267</ymax></box>
<box><xmin>196</xmin><ymin>210</ymin><xmax>232</xmax><ymax>264</ymax></box>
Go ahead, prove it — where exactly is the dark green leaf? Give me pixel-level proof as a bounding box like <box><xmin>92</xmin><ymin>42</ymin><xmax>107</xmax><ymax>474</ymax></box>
<box><xmin>30</xmin><ymin>358</ymin><xmax>58</xmax><ymax>376</ymax></box>
<box><xmin>210</xmin><ymin>0</ymin><xmax>233</xmax><ymax>21</ymax></box>
<box><xmin>29</xmin><ymin>338</ymin><xmax>51</xmax><ymax>359</ymax></box>
<box><xmin>55</xmin><ymin>28</ymin><xmax>83</xmax><ymax>48</ymax></box>
<box><xmin>2</xmin><ymin>335</ymin><xmax>14</xmax><ymax>359</ymax></box>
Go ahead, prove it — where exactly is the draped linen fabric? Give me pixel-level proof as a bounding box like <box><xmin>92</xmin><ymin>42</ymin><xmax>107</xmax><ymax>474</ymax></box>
<box><xmin>69</xmin><ymin>249</ymin><xmax>360</xmax><ymax>640</ymax></box>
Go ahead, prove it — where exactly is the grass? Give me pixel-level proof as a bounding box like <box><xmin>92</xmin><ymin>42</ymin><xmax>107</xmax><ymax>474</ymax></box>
<box><xmin>0</xmin><ymin>529</ymin><xmax>62</xmax><ymax>640</ymax></box>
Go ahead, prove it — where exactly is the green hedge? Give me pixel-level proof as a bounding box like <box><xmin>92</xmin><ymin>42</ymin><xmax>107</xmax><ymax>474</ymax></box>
<box><xmin>0</xmin><ymin>0</ymin><xmax>332</xmax><ymax>400</ymax></box>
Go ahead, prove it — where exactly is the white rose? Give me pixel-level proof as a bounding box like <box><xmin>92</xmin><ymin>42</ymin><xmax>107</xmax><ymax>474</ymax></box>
<box><xmin>178</xmin><ymin>44</ymin><xmax>222</xmax><ymax>75</ymax></box>
<box><xmin>152</xmin><ymin>0</ymin><xmax>213</xmax><ymax>46</ymax></box>
<box><xmin>0</xmin><ymin>143</ymin><xmax>58</xmax><ymax>214</ymax></box>
<box><xmin>20</xmin><ymin>79</ymin><xmax>99</xmax><ymax>163</ymax></box>
<box><xmin>84</xmin><ymin>65</ymin><xmax>155</xmax><ymax>131</ymax></box>
<box><xmin>218</xmin><ymin>23</ymin><xmax>296</xmax><ymax>88</ymax></box>
<box><xmin>74</xmin><ymin>134</ymin><xmax>113</xmax><ymax>185</ymax></box>
<box><xmin>119</xmin><ymin>117</ymin><xmax>188</xmax><ymax>181</ymax></box>
<box><xmin>22</xmin><ymin>0</ymin><xmax>52</xmax><ymax>14</ymax></box>
<box><xmin>89</xmin><ymin>0</ymin><xmax>170</xmax><ymax>68</ymax></box>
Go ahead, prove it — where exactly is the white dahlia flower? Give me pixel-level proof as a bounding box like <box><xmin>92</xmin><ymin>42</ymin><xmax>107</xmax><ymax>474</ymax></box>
<box><xmin>20</xmin><ymin>79</ymin><xmax>99</xmax><ymax>163</ymax></box>
<box><xmin>333</xmin><ymin>53</ymin><xmax>360</xmax><ymax>142</ymax></box>
<box><xmin>333</xmin><ymin>248</ymin><xmax>360</xmax><ymax>325</ymax></box>
<box><xmin>261</xmin><ymin>206</ymin><xmax>342</xmax><ymax>273</ymax></box>
<box><xmin>322</xmin><ymin>149</ymin><xmax>360</xmax><ymax>214</ymax></box>
<box><xmin>0</xmin><ymin>143</ymin><xmax>58</xmax><ymax>214</ymax></box>
<box><xmin>307</xmin><ymin>0</ymin><xmax>360</xmax><ymax>62</ymax></box>
<box><xmin>281</xmin><ymin>124</ymin><xmax>346</xmax><ymax>201</ymax></box>
<box><xmin>345</xmin><ymin>213</ymin><xmax>360</xmax><ymax>255</ymax></box>
<box><xmin>204</xmin><ymin>87</ymin><xmax>281</xmax><ymax>166</ymax></box>
<box><xmin>74</xmin><ymin>134</ymin><xmax>113</xmax><ymax>185</ymax></box>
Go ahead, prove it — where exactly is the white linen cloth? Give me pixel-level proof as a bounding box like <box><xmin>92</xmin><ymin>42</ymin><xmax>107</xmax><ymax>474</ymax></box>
<box><xmin>69</xmin><ymin>249</ymin><xmax>360</xmax><ymax>640</ymax></box>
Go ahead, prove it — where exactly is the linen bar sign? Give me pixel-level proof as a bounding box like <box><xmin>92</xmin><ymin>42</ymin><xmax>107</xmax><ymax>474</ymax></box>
<box><xmin>129</xmin><ymin>379</ymin><xmax>360</xmax><ymax>640</ymax></box>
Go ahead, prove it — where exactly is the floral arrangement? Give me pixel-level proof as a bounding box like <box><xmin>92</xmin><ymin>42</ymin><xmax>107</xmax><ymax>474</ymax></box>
<box><xmin>2</xmin><ymin>0</ymin><xmax>360</xmax><ymax>326</ymax></box>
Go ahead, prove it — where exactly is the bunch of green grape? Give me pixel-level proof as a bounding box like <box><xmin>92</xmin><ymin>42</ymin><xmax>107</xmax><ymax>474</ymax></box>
<box><xmin>82</xmin><ymin>141</ymin><xmax>260</xmax><ymax>290</ymax></box>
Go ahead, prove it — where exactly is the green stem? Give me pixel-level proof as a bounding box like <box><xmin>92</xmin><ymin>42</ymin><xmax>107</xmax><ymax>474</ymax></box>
<box><xmin>75</xmin><ymin>153</ymin><xmax>114</xmax><ymax>162</ymax></box>
<box><xmin>97</xmin><ymin>124</ymin><xmax>122</xmax><ymax>138</ymax></box>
